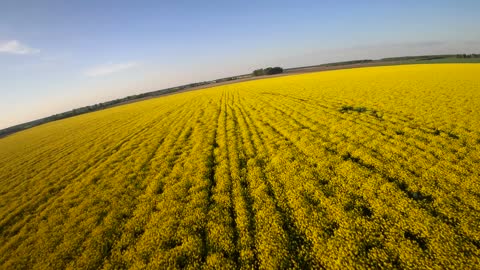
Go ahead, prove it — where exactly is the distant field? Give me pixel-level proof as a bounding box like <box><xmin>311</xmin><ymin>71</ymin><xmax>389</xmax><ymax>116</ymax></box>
<box><xmin>402</xmin><ymin>57</ymin><xmax>480</xmax><ymax>64</ymax></box>
<box><xmin>1</xmin><ymin>64</ymin><xmax>479</xmax><ymax>269</ymax></box>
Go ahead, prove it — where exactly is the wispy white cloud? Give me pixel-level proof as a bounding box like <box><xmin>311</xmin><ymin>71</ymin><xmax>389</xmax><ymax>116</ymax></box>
<box><xmin>85</xmin><ymin>62</ymin><xmax>139</xmax><ymax>77</ymax></box>
<box><xmin>0</xmin><ymin>40</ymin><xmax>39</xmax><ymax>54</ymax></box>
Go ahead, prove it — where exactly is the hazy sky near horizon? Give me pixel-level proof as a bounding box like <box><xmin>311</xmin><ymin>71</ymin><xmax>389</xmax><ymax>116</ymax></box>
<box><xmin>1</xmin><ymin>0</ymin><xmax>479</xmax><ymax>129</ymax></box>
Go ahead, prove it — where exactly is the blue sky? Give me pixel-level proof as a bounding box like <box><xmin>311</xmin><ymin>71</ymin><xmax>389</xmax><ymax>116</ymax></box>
<box><xmin>1</xmin><ymin>0</ymin><xmax>479</xmax><ymax>129</ymax></box>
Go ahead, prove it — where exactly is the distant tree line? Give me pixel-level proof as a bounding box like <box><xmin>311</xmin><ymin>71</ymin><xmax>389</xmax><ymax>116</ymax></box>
<box><xmin>456</xmin><ymin>54</ymin><xmax>480</xmax><ymax>58</ymax></box>
<box><xmin>380</xmin><ymin>55</ymin><xmax>452</xmax><ymax>61</ymax></box>
<box><xmin>285</xmin><ymin>60</ymin><xmax>373</xmax><ymax>72</ymax></box>
<box><xmin>380</xmin><ymin>54</ymin><xmax>480</xmax><ymax>61</ymax></box>
<box><xmin>253</xmin><ymin>67</ymin><xmax>284</xmax><ymax>76</ymax></box>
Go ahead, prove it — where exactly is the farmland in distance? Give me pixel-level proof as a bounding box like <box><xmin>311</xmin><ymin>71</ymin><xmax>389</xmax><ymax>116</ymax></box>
<box><xmin>0</xmin><ymin>64</ymin><xmax>479</xmax><ymax>269</ymax></box>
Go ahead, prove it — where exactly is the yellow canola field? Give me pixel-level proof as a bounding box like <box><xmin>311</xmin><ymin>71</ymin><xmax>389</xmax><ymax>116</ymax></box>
<box><xmin>0</xmin><ymin>64</ymin><xmax>479</xmax><ymax>269</ymax></box>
